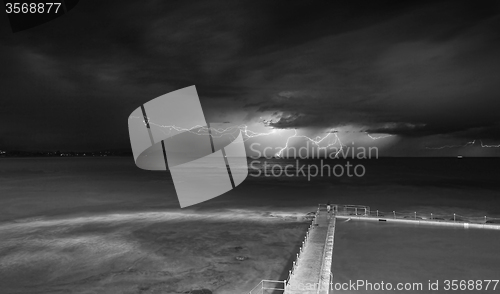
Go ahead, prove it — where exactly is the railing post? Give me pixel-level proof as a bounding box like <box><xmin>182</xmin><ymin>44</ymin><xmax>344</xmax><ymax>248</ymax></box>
<box><xmin>248</xmin><ymin>280</ymin><xmax>264</xmax><ymax>294</ymax></box>
<box><xmin>376</xmin><ymin>210</ymin><xmax>378</xmax><ymax>217</ymax></box>
<box><xmin>393</xmin><ymin>211</ymin><xmax>396</xmax><ymax>219</ymax></box>
<box><xmin>414</xmin><ymin>212</ymin><xmax>416</xmax><ymax>220</ymax></box>
<box><xmin>431</xmin><ymin>213</ymin><xmax>433</xmax><ymax>220</ymax></box>
<box><xmin>485</xmin><ymin>216</ymin><xmax>487</xmax><ymax>223</ymax></box>
<box><xmin>454</xmin><ymin>213</ymin><xmax>456</xmax><ymax>222</ymax></box>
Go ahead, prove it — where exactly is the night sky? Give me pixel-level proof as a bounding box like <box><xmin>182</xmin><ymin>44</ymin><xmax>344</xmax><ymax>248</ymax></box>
<box><xmin>1</xmin><ymin>0</ymin><xmax>500</xmax><ymax>156</ymax></box>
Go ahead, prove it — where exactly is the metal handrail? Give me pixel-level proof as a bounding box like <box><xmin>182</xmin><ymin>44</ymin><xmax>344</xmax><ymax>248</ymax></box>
<box><xmin>248</xmin><ymin>280</ymin><xmax>263</xmax><ymax>294</ymax></box>
<box><xmin>340</xmin><ymin>209</ymin><xmax>500</xmax><ymax>224</ymax></box>
<box><xmin>316</xmin><ymin>212</ymin><xmax>336</xmax><ymax>294</ymax></box>
<box><xmin>286</xmin><ymin>204</ymin><xmax>320</xmax><ymax>287</ymax></box>
<box><xmin>323</xmin><ymin>203</ymin><xmax>500</xmax><ymax>225</ymax></box>
<box><xmin>248</xmin><ymin>279</ymin><xmax>286</xmax><ymax>294</ymax></box>
<box><xmin>249</xmin><ymin>204</ymin><xmax>326</xmax><ymax>294</ymax></box>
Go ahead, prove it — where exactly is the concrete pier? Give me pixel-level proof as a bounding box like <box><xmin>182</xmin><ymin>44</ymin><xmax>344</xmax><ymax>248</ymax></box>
<box><xmin>285</xmin><ymin>207</ymin><xmax>336</xmax><ymax>294</ymax></box>
<box><xmin>248</xmin><ymin>203</ymin><xmax>500</xmax><ymax>293</ymax></box>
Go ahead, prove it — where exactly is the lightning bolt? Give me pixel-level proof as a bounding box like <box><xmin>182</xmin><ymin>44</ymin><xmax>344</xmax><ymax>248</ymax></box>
<box><xmin>130</xmin><ymin>116</ymin><xmax>277</xmax><ymax>142</ymax></box>
<box><xmin>366</xmin><ymin>133</ymin><xmax>393</xmax><ymax>140</ymax></box>
<box><xmin>480</xmin><ymin>140</ymin><xmax>500</xmax><ymax>148</ymax></box>
<box><xmin>425</xmin><ymin>140</ymin><xmax>476</xmax><ymax>150</ymax></box>
<box><xmin>426</xmin><ymin>140</ymin><xmax>500</xmax><ymax>149</ymax></box>
<box><xmin>131</xmin><ymin>116</ymin><xmax>348</xmax><ymax>158</ymax></box>
<box><xmin>274</xmin><ymin>129</ymin><xmax>345</xmax><ymax>158</ymax></box>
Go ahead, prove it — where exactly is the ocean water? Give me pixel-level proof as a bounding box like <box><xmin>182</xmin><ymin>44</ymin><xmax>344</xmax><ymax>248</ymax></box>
<box><xmin>1</xmin><ymin>157</ymin><xmax>499</xmax><ymax>220</ymax></box>
<box><xmin>0</xmin><ymin>157</ymin><xmax>499</xmax><ymax>293</ymax></box>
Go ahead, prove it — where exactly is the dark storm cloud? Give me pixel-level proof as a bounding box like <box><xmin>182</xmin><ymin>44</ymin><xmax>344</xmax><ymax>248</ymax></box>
<box><xmin>237</xmin><ymin>1</ymin><xmax>500</xmax><ymax>141</ymax></box>
<box><xmin>0</xmin><ymin>0</ymin><xmax>499</xmax><ymax>153</ymax></box>
<box><xmin>0</xmin><ymin>0</ymin><xmax>252</xmax><ymax>150</ymax></box>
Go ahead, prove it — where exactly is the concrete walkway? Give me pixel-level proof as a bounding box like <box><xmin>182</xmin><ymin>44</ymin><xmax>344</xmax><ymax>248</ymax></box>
<box><xmin>285</xmin><ymin>208</ymin><xmax>335</xmax><ymax>294</ymax></box>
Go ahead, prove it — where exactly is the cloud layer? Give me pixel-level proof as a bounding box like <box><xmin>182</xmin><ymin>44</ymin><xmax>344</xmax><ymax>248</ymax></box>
<box><xmin>1</xmin><ymin>0</ymin><xmax>499</xmax><ymax>154</ymax></box>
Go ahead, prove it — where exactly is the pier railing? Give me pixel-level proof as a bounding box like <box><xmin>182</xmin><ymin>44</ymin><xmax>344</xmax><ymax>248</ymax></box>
<box><xmin>370</xmin><ymin>210</ymin><xmax>500</xmax><ymax>224</ymax></box>
<box><xmin>325</xmin><ymin>203</ymin><xmax>500</xmax><ymax>225</ymax></box>
<box><xmin>317</xmin><ymin>211</ymin><xmax>336</xmax><ymax>294</ymax></box>
<box><xmin>247</xmin><ymin>205</ymin><xmax>321</xmax><ymax>294</ymax></box>
<box><xmin>286</xmin><ymin>205</ymin><xmax>320</xmax><ymax>286</ymax></box>
<box><xmin>248</xmin><ymin>280</ymin><xmax>286</xmax><ymax>294</ymax></box>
